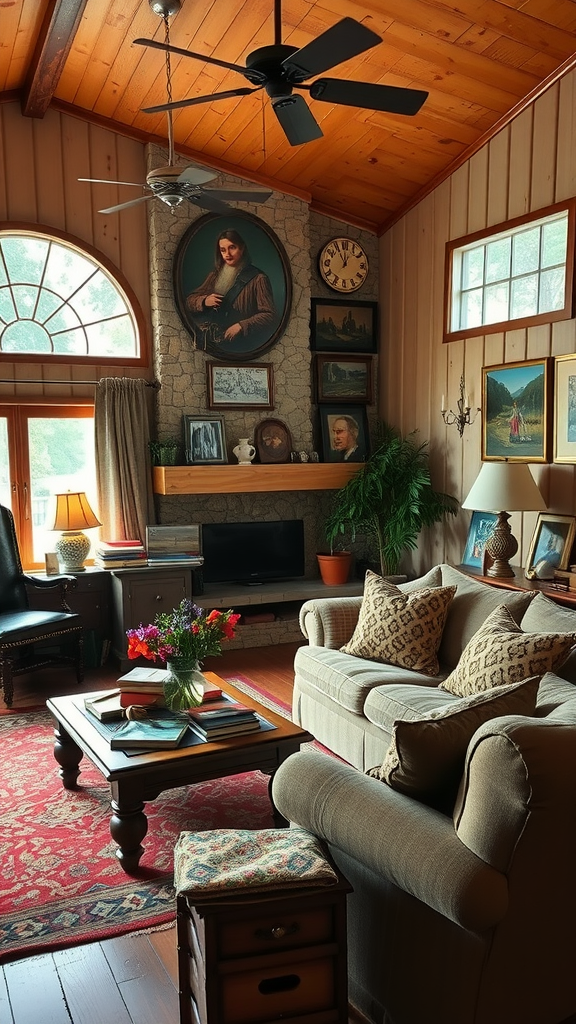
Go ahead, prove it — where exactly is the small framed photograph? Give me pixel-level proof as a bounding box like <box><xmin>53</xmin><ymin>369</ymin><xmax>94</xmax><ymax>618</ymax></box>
<box><xmin>526</xmin><ymin>513</ymin><xmax>576</xmax><ymax>577</ymax></box>
<box><xmin>319</xmin><ymin>405</ymin><xmax>370</xmax><ymax>463</ymax></box>
<box><xmin>207</xmin><ymin>362</ymin><xmax>274</xmax><ymax>410</ymax></box>
<box><xmin>310</xmin><ymin>298</ymin><xmax>378</xmax><ymax>353</ymax></box>
<box><xmin>314</xmin><ymin>355</ymin><xmax>373</xmax><ymax>403</ymax></box>
<box><xmin>254</xmin><ymin>418</ymin><xmax>292</xmax><ymax>463</ymax></box>
<box><xmin>553</xmin><ymin>353</ymin><xmax>576</xmax><ymax>463</ymax></box>
<box><xmin>482</xmin><ymin>358</ymin><xmax>551</xmax><ymax>462</ymax></box>
<box><xmin>183</xmin><ymin>415</ymin><xmax>227</xmax><ymax>465</ymax></box>
<box><xmin>461</xmin><ymin>511</ymin><xmax>498</xmax><ymax>571</ymax></box>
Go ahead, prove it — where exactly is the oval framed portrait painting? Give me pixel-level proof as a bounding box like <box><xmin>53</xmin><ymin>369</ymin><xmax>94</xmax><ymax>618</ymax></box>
<box><xmin>173</xmin><ymin>211</ymin><xmax>293</xmax><ymax>361</ymax></box>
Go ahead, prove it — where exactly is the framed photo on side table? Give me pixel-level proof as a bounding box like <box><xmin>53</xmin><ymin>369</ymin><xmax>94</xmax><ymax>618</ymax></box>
<box><xmin>461</xmin><ymin>511</ymin><xmax>498</xmax><ymax>571</ymax></box>
<box><xmin>310</xmin><ymin>299</ymin><xmax>378</xmax><ymax>353</ymax></box>
<box><xmin>207</xmin><ymin>362</ymin><xmax>274</xmax><ymax>410</ymax></box>
<box><xmin>482</xmin><ymin>358</ymin><xmax>551</xmax><ymax>462</ymax></box>
<box><xmin>525</xmin><ymin>514</ymin><xmax>576</xmax><ymax>578</ymax></box>
<box><xmin>553</xmin><ymin>353</ymin><xmax>576</xmax><ymax>463</ymax></box>
<box><xmin>183</xmin><ymin>415</ymin><xmax>227</xmax><ymax>465</ymax></box>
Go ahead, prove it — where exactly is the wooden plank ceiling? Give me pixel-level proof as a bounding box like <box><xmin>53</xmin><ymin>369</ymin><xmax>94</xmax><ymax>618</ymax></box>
<box><xmin>2</xmin><ymin>0</ymin><xmax>576</xmax><ymax>233</ymax></box>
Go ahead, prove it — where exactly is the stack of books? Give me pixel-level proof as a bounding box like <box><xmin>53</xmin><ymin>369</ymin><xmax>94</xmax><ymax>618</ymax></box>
<box><xmin>116</xmin><ymin>666</ymin><xmax>222</xmax><ymax>708</ymax></box>
<box><xmin>187</xmin><ymin>698</ymin><xmax>261</xmax><ymax>741</ymax></box>
<box><xmin>94</xmin><ymin>539</ymin><xmax>148</xmax><ymax>570</ymax></box>
<box><xmin>146</xmin><ymin>525</ymin><xmax>204</xmax><ymax>568</ymax></box>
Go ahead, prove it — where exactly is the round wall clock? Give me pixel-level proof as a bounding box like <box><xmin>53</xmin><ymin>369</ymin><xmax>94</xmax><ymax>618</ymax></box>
<box><xmin>318</xmin><ymin>237</ymin><xmax>369</xmax><ymax>293</ymax></box>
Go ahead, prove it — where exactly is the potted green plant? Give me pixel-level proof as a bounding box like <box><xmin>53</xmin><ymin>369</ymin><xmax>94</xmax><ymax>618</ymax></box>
<box><xmin>321</xmin><ymin>421</ymin><xmax>459</xmax><ymax>582</ymax></box>
<box><xmin>148</xmin><ymin>437</ymin><xmax>180</xmax><ymax>466</ymax></box>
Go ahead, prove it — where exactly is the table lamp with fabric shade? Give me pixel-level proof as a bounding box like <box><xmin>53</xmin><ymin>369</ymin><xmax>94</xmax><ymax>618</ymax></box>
<box><xmin>52</xmin><ymin>491</ymin><xmax>101</xmax><ymax>572</ymax></box>
<box><xmin>462</xmin><ymin>462</ymin><xmax>546</xmax><ymax>578</ymax></box>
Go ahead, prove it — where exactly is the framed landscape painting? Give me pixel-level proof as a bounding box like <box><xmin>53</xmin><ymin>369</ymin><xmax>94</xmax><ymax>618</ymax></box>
<box><xmin>482</xmin><ymin>358</ymin><xmax>551</xmax><ymax>462</ymax></box>
<box><xmin>315</xmin><ymin>355</ymin><xmax>372</xmax><ymax>403</ymax></box>
<box><xmin>183</xmin><ymin>415</ymin><xmax>227</xmax><ymax>465</ymax></box>
<box><xmin>553</xmin><ymin>353</ymin><xmax>576</xmax><ymax>463</ymax></box>
<box><xmin>310</xmin><ymin>299</ymin><xmax>378</xmax><ymax>353</ymax></box>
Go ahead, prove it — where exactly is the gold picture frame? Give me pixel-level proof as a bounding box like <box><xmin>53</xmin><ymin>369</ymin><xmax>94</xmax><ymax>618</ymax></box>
<box><xmin>553</xmin><ymin>353</ymin><xmax>576</xmax><ymax>463</ymax></box>
<box><xmin>525</xmin><ymin>513</ymin><xmax>576</xmax><ymax>577</ymax></box>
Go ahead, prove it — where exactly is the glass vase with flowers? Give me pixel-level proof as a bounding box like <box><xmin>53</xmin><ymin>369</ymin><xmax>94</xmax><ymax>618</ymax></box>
<box><xmin>126</xmin><ymin>599</ymin><xmax>240</xmax><ymax>712</ymax></box>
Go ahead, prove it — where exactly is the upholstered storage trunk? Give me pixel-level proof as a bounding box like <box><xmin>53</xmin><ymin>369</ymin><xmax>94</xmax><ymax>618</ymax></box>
<box><xmin>174</xmin><ymin>829</ymin><xmax>351</xmax><ymax>1024</ymax></box>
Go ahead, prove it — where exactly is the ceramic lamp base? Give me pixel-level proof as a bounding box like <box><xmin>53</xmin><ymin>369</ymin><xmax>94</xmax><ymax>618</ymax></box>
<box><xmin>55</xmin><ymin>530</ymin><xmax>90</xmax><ymax>572</ymax></box>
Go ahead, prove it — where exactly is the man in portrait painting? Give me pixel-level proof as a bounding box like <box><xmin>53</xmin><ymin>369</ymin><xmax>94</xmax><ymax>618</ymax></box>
<box><xmin>186</xmin><ymin>229</ymin><xmax>279</xmax><ymax>356</ymax></box>
<box><xmin>329</xmin><ymin>415</ymin><xmax>366</xmax><ymax>462</ymax></box>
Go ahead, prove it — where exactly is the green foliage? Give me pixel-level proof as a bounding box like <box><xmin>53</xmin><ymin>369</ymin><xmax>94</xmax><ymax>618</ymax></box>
<box><xmin>324</xmin><ymin>422</ymin><xmax>459</xmax><ymax>576</ymax></box>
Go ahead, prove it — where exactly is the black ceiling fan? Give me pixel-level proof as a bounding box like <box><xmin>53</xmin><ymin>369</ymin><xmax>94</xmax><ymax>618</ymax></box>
<box><xmin>134</xmin><ymin>0</ymin><xmax>428</xmax><ymax>147</ymax></box>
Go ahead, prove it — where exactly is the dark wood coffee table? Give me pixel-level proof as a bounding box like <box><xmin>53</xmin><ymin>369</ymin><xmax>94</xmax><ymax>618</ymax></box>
<box><xmin>46</xmin><ymin>673</ymin><xmax>312</xmax><ymax>874</ymax></box>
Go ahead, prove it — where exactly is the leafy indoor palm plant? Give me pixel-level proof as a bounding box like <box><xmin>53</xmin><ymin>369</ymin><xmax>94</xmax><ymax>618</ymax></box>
<box><xmin>324</xmin><ymin>421</ymin><xmax>459</xmax><ymax>577</ymax></box>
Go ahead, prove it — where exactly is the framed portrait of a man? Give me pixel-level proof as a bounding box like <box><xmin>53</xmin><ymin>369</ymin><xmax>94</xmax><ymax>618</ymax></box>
<box><xmin>173</xmin><ymin>211</ymin><xmax>292</xmax><ymax>361</ymax></box>
<box><xmin>319</xmin><ymin>405</ymin><xmax>369</xmax><ymax>463</ymax></box>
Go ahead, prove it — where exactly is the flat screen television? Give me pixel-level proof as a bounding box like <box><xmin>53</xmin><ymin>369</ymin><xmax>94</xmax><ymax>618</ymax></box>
<box><xmin>202</xmin><ymin>520</ymin><xmax>305</xmax><ymax>586</ymax></box>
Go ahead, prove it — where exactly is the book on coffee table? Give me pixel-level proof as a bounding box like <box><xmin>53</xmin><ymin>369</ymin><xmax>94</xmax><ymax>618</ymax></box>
<box><xmin>84</xmin><ymin>690</ymin><xmax>124</xmax><ymax>721</ymax></box>
<box><xmin>110</xmin><ymin>716</ymin><xmax>189</xmax><ymax>750</ymax></box>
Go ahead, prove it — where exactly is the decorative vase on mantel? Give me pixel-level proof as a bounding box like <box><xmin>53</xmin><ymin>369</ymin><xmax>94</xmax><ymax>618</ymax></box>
<box><xmin>233</xmin><ymin>438</ymin><xmax>256</xmax><ymax>465</ymax></box>
<box><xmin>163</xmin><ymin>658</ymin><xmax>206</xmax><ymax>712</ymax></box>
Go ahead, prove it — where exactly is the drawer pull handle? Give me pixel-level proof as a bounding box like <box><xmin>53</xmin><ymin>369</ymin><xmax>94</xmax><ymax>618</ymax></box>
<box><xmin>155</xmin><ymin>594</ymin><xmax>163</xmax><ymax>601</ymax></box>
<box><xmin>258</xmin><ymin>974</ymin><xmax>301</xmax><ymax>995</ymax></box>
<box><xmin>255</xmin><ymin>923</ymin><xmax>299</xmax><ymax>941</ymax></box>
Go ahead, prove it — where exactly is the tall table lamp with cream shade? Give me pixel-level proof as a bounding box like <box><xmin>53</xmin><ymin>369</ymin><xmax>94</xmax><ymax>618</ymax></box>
<box><xmin>52</xmin><ymin>491</ymin><xmax>101</xmax><ymax>572</ymax></box>
<box><xmin>462</xmin><ymin>462</ymin><xmax>547</xmax><ymax>578</ymax></box>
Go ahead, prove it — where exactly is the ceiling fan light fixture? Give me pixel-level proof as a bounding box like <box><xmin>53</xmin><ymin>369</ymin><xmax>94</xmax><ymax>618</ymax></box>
<box><xmin>148</xmin><ymin>0</ymin><xmax>181</xmax><ymax>16</ymax></box>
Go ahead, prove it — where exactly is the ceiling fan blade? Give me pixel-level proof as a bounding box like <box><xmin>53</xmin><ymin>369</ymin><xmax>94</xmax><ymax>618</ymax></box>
<box><xmin>133</xmin><ymin>37</ymin><xmax>264</xmax><ymax>81</ymax></box>
<box><xmin>202</xmin><ymin>188</ymin><xmax>273</xmax><ymax>203</ymax></box>
<box><xmin>177</xmin><ymin>166</ymin><xmax>218</xmax><ymax>185</ymax></box>
<box><xmin>310</xmin><ymin>78</ymin><xmax>428</xmax><ymax>116</ymax></box>
<box><xmin>272</xmin><ymin>94</ymin><xmax>323</xmax><ymax>146</ymax></box>
<box><xmin>79</xmin><ymin>177</ymin><xmax>143</xmax><ymax>187</ymax></box>
<box><xmin>98</xmin><ymin>195</ymin><xmax>154</xmax><ymax>215</ymax></box>
<box><xmin>188</xmin><ymin>193</ymin><xmax>235</xmax><ymax>214</ymax></box>
<box><xmin>143</xmin><ymin>86</ymin><xmax>259</xmax><ymax>115</ymax></box>
<box><xmin>282</xmin><ymin>18</ymin><xmax>381</xmax><ymax>82</ymax></box>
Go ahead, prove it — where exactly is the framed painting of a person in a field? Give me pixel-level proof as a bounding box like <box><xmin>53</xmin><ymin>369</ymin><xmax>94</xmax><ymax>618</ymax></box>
<box><xmin>482</xmin><ymin>358</ymin><xmax>551</xmax><ymax>462</ymax></box>
<box><xmin>173</xmin><ymin>211</ymin><xmax>292</xmax><ymax>361</ymax></box>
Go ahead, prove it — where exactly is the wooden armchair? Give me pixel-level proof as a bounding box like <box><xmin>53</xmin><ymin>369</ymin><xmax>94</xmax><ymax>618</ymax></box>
<box><xmin>0</xmin><ymin>505</ymin><xmax>84</xmax><ymax>708</ymax></box>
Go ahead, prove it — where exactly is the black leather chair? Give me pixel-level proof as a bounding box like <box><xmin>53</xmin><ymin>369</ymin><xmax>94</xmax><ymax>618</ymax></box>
<box><xmin>0</xmin><ymin>505</ymin><xmax>84</xmax><ymax>708</ymax></box>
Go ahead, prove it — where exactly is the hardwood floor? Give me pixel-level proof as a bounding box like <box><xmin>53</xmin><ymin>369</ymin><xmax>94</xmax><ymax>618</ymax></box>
<box><xmin>0</xmin><ymin>642</ymin><xmax>303</xmax><ymax>1024</ymax></box>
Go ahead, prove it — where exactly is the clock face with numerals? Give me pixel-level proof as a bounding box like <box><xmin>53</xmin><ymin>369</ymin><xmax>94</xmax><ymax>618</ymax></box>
<box><xmin>318</xmin><ymin>237</ymin><xmax>369</xmax><ymax>293</ymax></box>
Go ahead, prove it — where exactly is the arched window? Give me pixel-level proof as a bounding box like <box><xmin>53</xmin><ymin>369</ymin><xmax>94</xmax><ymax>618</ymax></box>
<box><xmin>0</xmin><ymin>229</ymin><xmax>141</xmax><ymax>360</ymax></box>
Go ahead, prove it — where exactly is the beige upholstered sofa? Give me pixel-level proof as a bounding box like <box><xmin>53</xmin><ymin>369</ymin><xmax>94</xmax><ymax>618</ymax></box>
<box><xmin>271</xmin><ymin>564</ymin><xmax>576</xmax><ymax>1024</ymax></box>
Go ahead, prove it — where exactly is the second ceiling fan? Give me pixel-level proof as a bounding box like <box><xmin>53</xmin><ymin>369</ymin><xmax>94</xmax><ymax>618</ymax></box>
<box><xmin>135</xmin><ymin>0</ymin><xmax>429</xmax><ymax>147</ymax></box>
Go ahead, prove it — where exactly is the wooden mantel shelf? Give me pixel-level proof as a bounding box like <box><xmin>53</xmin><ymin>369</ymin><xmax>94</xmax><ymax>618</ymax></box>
<box><xmin>153</xmin><ymin>463</ymin><xmax>361</xmax><ymax>495</ymax></box>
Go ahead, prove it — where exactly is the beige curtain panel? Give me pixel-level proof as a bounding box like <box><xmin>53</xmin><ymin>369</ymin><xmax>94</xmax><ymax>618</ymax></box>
<box><xmin>94</xmin><ymin>378</ymin><xmax>156</xmax><ymax>543</ymax></box>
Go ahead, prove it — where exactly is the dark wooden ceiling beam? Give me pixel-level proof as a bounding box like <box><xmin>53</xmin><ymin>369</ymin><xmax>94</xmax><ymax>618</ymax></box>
<box><xmin>21</xmin><ymin>0</ymin><xmax>88</xmax><ymax>119</ymax></box>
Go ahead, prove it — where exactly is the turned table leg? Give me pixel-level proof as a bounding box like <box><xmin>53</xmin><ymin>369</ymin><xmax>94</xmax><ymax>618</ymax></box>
<box><xmin>110</xmin><ymin>783</ymin><xmax>148</xmax><ymax>873</ymax></box>
<box><xmin>52</xmin><ymin>720</ymin><xmax>83</xmax><ymax>789</ymax></box>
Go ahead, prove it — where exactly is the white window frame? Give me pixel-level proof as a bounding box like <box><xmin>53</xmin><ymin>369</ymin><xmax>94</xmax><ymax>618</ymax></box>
<box><xmin>0</xmin><ymin>224</ymin><xmax>147</xmax><ymax>365</ymax></box>
<box><xmin>444</xmin><ymin>200</ymin><xmax>576</xmax><ymax>343</ymax></box>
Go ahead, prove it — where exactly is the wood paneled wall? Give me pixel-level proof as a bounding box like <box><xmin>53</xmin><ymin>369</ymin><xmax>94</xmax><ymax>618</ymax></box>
<box><xmin>379</xmin><ymin>68</ymin><xmax>576</xmax><ymax>577</ymax></box>
<box><xmin>0</xmin><ymin>101</ymin><xmax>152</xmax><ymax>400</ymax></box>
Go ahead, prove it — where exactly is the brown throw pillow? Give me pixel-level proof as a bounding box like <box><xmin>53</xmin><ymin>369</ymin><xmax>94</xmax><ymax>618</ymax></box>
<box><xmin>341</xmin><ymin>571</ymin><xmax>456</xmax><ymax>676</ymax></box>
<box><xmin>441</xmin><ymin>604</ymin><xmax>576</xmax><ymax>698</ymax></box>
<box><xmin>367</xmin><ymin>676</ymin><xmax>540</xmax><ymax>810</ymax></box>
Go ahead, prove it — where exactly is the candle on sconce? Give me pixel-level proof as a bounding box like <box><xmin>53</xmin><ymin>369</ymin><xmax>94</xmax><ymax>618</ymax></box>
<box><xmin>465</xmin><ymin>392</ymin><xmax>470</xmax><ymax>409</ymax></box>
<box><xmin>441</xmin><ymin>395</ymin><xmax>446</xmax><ymax>413</ymax></box>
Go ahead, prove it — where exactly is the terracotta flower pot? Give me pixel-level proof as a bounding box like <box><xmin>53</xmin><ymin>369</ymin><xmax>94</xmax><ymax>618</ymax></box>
<box><xmin>317</xmin><ymin>552</ymin><xmax>352</xmax><ymax>586</ymax></box>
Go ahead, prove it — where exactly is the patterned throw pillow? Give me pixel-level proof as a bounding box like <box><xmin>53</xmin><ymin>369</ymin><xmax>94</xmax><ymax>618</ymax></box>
<box><xmin>367</xmin><ymin>676</ymin><xmax>540</xmax><ymax>810</ymax></box>
<box><xmin>340</xmin><ymin>571</ymin><xmax>457</xmax><ymax>676</ymax></box>
<box><xmin>441</xmin><ymin>604</ymin><xmax>576</xmax><ymax>698</ymax></box>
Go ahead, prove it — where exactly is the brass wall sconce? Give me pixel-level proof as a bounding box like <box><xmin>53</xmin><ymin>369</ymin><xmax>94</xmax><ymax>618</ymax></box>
<box><xmin>441</xmin><ymin>375</ymin><xmax>480</xmax><ymax>436</ymax></box>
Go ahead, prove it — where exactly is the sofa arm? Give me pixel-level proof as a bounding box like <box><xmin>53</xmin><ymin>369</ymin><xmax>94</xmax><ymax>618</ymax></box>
<box><xmin>272</xmin><ymin>749</ymin><xmax>508</xmax><ymax>933</ymax></box>
<box><xmin>299</xmin><ymin>596</ymin><xmax>363</xmax><ymax>648</ymax></box>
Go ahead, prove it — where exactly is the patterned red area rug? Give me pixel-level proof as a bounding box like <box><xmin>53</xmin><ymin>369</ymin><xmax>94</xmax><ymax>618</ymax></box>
<box><xmin>0</xmin><ymin>674</ymin><xmax>287</xmax><ymax>963</ymax></box>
